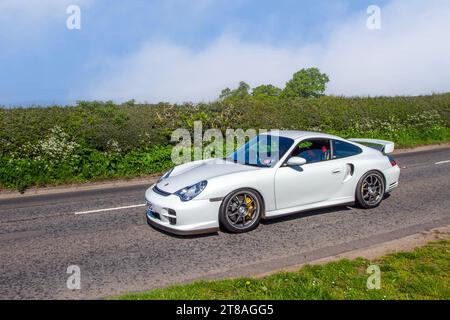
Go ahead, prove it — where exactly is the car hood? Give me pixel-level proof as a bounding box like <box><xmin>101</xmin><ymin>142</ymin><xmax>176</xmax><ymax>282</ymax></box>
<box><xmin>156</xmin><ymin>159</ymin><xmax>258</xmax><ymax>194</ymax></box>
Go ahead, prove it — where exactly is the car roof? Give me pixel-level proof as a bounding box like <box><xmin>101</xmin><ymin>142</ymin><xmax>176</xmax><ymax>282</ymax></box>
<box><xmin>261</xmin><ymin>130</ymin><xmax>341</xmax><ymax>140</ymax></box>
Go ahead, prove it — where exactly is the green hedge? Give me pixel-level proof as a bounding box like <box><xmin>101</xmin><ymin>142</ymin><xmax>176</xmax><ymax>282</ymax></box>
<box><xmin>1</xmin><ymin>94</ymin><xmax>449</xmax><ymax>190</ymax></box>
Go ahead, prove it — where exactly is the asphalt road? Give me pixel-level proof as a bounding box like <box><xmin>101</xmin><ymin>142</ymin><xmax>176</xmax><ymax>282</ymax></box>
<box><xmin>0</xmin><ymin>148</ymin><xmax>449</xmax><ymax>299</ymax></box>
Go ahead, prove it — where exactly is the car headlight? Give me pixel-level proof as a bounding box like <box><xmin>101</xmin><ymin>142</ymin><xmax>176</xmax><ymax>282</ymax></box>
<box><xmin>158</xmin><ymin>168</ymin><xmax>173</xmax><ymax>182</ymax></box>
<box><xmin>175</xmin><ymin>181</ymin><xmax>208</xmax><ymax>202</ymax></box>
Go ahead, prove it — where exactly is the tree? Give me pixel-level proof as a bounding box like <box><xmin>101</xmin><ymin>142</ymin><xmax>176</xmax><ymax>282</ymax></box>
<box><xmin>219</xmin><ymin>81</ymin><xmax>250</xmax><ymax>100</ymax></box>
<box><xmin>252</xmin><ymin>84</ymin><xmax>282</xmax><ymax>97</ymax></box>
<box><xmin>234</xmin><ymin>81</ymin><xmax>250</xmax><ymax>98</ymax></box>
<box><xmin>282</xmin><ymin>68</ymin><xmax>329</xmax><ymax>98</ymax></box>
<box><xmin>219</xmin><ymin>88</ymin><xmax>232</xmax><ymax>100</ymax></box>
<box><xmin>123</xmin><ymin>99</ymin><xmax>136</xmax><ymax>107</ymax></box>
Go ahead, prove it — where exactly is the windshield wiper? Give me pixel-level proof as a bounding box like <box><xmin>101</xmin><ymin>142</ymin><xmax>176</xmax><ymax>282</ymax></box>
<box><xmin>225</xmin><ymin>158</ymin><xmax>263</xmax><ymax>168</ymax></box>
<box><xmin>243</xmin><ymin>163</ymin><xmax>261</xmax><ymax>167</ymax></box>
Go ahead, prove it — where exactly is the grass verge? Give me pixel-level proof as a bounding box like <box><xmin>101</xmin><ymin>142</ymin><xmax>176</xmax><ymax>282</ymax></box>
<box><xmin>116</xmin><ymin>240</ymin><xmax>450</xmax><ymax>300</ymax></box>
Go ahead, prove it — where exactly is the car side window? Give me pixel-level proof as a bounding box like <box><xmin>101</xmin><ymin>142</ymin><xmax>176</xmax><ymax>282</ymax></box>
<box><xmin>291</xmin><ymin>139</ymin><xmax>331</xmax><ymax>164</ymax></box>
<box><xmin>332</xmin><ymin>140</ymin><xmax>362</xmax><ymax>159</ymax></box>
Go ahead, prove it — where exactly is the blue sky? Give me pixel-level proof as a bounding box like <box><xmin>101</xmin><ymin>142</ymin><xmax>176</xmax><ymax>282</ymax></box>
<box><xmin>0</xmin><ymin>0</ymin><xmax>448</xmax><ymax>105</ymax></box>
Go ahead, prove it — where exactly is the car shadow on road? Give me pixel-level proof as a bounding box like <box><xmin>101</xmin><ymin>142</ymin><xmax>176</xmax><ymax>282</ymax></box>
<box><xmin>149</xmin><ymin>204</ymin><xmax>366</xmax><ymax>238</ymax></box>
<box><xmin>147</xmin><ymin>223</ymin><xmax>220</xmax><ymax>239</ymax></box>
<box><xmin>261</xmin><ymin>205</ymin><xmax>354</xmax><ymax>225</ymax></box>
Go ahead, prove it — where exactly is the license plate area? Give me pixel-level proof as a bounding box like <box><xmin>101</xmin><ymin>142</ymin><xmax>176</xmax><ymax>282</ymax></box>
<box><xmin>146</xmin><ymin>201</ymin><xmax>160</xmax><ymax>220</ymax></box>
<box><xmin>147</xmin><ymin>208</ymin><xmax>161</xmax><ymax>220</ymax></box>
<box><xmin>147</xmin><ymin>202</ymin><xmax>167</xmax><ymax>221</ymax></box>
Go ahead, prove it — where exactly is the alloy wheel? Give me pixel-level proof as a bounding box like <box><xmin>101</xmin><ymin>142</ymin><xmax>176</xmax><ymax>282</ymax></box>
<box><xmin>225</xmin><ymin>191</ymin><xmax>260</xmax><ymax>230</ymax></box>
<box><xmin>361</xmin><ymin>173</ymin><xmax>384</xmax><ymax>206</ymax></box>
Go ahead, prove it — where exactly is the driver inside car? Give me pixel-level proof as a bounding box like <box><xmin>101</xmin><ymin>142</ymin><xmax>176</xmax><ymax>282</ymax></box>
<box><xmin>295</xmin><ymin>140</ymin><xmax>330</xmax><ymax>163</ymax></box>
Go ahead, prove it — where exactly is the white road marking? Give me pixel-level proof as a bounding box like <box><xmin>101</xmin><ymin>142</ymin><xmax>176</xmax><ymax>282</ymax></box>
<box><xmin>74</xmin><ymin>204</ymin><xmax>146</xmax><ymax>215</ymax></box>
<box><xmin>435</xmin><ymin>160</ymin><xmax>450</xmax><ymax>165</ymax></box>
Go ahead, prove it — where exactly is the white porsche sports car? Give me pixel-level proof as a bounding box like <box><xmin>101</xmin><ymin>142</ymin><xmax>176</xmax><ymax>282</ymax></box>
<box><xmin>145</xmin><ymin>131</ymin><xmax>400</xmax><ymax>235</ymax></box>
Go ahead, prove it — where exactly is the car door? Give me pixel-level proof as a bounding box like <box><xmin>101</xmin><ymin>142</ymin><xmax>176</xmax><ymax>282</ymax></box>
<box><xmin>274</xmin><ymin>138</ymin><xmax>346</xmax><ymax>210</ymax></box>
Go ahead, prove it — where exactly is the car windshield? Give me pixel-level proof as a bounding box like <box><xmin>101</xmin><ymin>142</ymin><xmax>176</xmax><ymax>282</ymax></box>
<box><xmin>227</xmin><ymin>135</ymin><xmax>294</xmax><ymax>168</ymax></box>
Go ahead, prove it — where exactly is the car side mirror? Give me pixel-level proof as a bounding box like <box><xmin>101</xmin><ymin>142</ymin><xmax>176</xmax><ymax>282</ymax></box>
<box><xmin>286</xmin><ymin>156</ymin><xmax>307</xmax><ymax>167</ymax></box>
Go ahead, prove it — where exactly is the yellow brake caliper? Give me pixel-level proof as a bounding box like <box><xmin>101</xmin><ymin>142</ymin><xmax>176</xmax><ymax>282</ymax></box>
<box><xmin>245</xmin><ymin>196</ymin><xmax>254</xmax><ymax>219</ymax></box>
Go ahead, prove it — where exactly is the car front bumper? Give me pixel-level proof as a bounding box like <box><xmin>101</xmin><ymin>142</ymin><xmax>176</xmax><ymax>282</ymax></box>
<box><xmin>145</xmin><ymin>185</ymin><xmax>221</xmax><ymax>235</ymax></box>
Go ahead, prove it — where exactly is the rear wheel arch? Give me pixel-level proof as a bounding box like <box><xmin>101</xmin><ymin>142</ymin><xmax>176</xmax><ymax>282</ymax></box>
<box><xmin>356</xmin><ymin>168</ymin><xmax>386</xmax><ymax>185</ymax></box>
<box><xmin>371</xmin><ymin>169</ymin><xmax>386</xmax><ymax>184</ymax></box>
<box><xmin>355</xmin><ymin>169</ymin><xmax>386</xmax><ymax>208</ymax></box>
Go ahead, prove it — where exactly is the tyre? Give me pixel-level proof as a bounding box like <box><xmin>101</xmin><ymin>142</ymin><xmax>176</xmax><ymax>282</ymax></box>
<box><xmin>355</xmin><ymin>170</ymin><xmax>386</xmax><ymax>209</ymax></box>
<box><xmin>219</xmin><ymin>189</ymin><xmax>263</xmax><ymax>233</ymax></box>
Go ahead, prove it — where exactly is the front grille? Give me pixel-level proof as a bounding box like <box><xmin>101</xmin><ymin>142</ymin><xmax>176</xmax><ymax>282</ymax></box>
<box><xmin>153</xmin><ymin>185</ymin><xmax>171</xmax><ymax>196</ymax></box>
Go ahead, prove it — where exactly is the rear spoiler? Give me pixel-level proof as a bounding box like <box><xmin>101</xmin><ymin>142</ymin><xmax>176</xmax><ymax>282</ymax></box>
<box><xmin>349</xmin><ymin>138</ymin><xmax>395</xmax><ymax>154</ymax></box>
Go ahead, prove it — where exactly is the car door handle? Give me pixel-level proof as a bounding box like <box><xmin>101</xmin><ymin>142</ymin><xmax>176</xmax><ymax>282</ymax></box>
<box><xmin>332</xmin><ymin>168</ymin><xmax>343</xmax><ymax>174</ymax></box>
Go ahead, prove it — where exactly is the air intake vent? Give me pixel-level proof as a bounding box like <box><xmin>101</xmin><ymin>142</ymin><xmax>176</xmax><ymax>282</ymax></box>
<box><xmin>168</xmin><ymin>209</ymin><xmax>177</xmax><ymax>225</ymax></box>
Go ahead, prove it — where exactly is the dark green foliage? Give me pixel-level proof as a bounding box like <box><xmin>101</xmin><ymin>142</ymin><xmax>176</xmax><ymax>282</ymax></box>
<box><xmin>252</xmin><ymin>84</ymin><xmax>283</xmax><ymax>97</ymax></box>
<box><xmin>282</xmin><ymin>68</ymin><xmax>330</xmax><ymax>98</ymax></box>
<box><xmin>220</xmin><ymin>68</ymin><xmax>328</xmax><ymax>100</ymax></box>
<box><xmin>0</xmin><ymin>145</ymin><xmax>173</xmax><ymax>192</ymax></box>
<box><xmin>219</xmin><ymin>81</ymin><xmax>251</xmax><ymax>100</ymax></box>
<box><xmin>1</xmin><ymin>94</ymin><xmax>449</xmax><ymax>190</ymax></box>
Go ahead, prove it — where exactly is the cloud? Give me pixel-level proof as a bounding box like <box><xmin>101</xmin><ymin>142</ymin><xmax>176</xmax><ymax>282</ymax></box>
<box><xmin>321</xmin><ymin>0</ymin><xmax>450</xmax><ymax>96</ymax></box>
<box><xmin>84</xmin><ymin>36</ymin><xmax>317</xmax><ymax>103</ymax></box>
<box><xmin>85</xmin><ymin>0</ymin><xmax>450</xmax><ymax>102</ymax></box>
